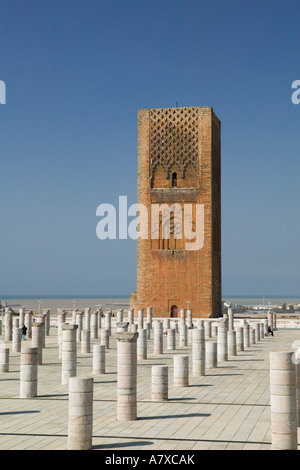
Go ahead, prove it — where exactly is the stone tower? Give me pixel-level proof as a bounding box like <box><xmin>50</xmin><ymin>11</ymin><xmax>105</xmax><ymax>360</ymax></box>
<box><xmin>130</xmin><ymin>106</ymin><xmax>221</xmax><ymax>318</ymax></box>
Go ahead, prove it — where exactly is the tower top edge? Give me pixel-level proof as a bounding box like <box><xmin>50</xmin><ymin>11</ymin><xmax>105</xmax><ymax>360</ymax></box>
<box><xmin>138</xmin><ymin>106</ymin><xmax>220</xmax><ymax>122</ymax></box>
<box><xmin>138</xmin><ymin>106</ymin><xmax>213</xmax><ymax>111</ymax></box>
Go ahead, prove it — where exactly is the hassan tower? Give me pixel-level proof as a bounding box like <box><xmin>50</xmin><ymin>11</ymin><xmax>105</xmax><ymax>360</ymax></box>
<box><xmin>130</xmin><ymin>106</ymin><xmax>221</xmax><ymax>318</ymax></box>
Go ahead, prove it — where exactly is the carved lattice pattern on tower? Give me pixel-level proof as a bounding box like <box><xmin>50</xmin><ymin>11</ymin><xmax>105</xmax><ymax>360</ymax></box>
<box><xmin>150</xmin><ymin>107</ymin><xmax>199</xmax><ymax>180</ymax></box>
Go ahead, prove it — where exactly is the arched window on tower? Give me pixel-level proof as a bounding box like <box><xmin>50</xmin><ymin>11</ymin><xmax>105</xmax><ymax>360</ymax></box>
<box><xmin>172</xmin><ymin>172</ymin><xmax>177</xmax><ymax>188</ymax></box>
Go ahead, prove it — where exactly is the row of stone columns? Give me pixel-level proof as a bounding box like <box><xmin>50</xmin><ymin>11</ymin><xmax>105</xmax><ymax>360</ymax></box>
<box><xmin>113</xmin><ymin>316</ymin><xmax>271</xmax><ymax>424</ymax></box>
<box><xmin>65</xmin><ymin>324</ymin><xmax>195</xmax><ymax>449</ymax></box>
<box><xmin>3</xmin><ymin>308</ymin><xmax>51</xmax><ymax>344</ymax></box>
<box><xmin>66</xmin><ymin>309</ymin><xmax>139</xmax><ymax>346</ymax></box>
<box><xmin>64</xmin><ymin>321</ymin><xmax>295</xmax><ymax>451</ymax></box>
<box><xmin>0</xmin><ymin>305</ymin><xmax>284</xmax><ymax>451</ymax></box>
<box><xmin>0</xmin><ymin>318</ymin><xmax>48</xmax><ymax>373</ymax></box>
<box><xmin>0</xmin><ymin>307</ymin><xmax>110</xmax><ymax>405</ymax></box>
<box><xmin>0</xmin><ymin>324</ymin><xmax>106</xmax><ymax>403</ymax></box>
<box><xmin>3</xmin><ymin>306</ymin><xmax>274</xmax><ymax>344</ymax></box>
<box><xmin>1</xmin><ymin>312</ymin><xmax>268</xmax><ymax>387</ymax></box>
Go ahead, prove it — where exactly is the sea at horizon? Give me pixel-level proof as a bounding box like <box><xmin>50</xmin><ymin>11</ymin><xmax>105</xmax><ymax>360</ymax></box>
<box><xmin>1</xmin><ymin>295</ymin><xmax>130</xmax><ymax>311</ymax></box>
<box><xmin>1</xmin><ymin>294</ymin><xmax>300</xmax><ymax>311</ymax></box>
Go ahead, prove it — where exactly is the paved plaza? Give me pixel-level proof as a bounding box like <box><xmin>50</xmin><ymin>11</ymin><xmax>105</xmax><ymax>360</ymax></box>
<box><xmin>0</xmin><ymin>320</ymin><xmax>300</xmax><ymax>450</ymax></box>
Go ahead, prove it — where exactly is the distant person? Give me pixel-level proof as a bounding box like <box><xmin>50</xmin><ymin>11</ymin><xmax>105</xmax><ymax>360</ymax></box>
<box><xmin>268</xmin><ymin>326</ymin><xmax>274</xmax><ymax>336</ymax></box>
<box><xmin>22</xmin><ymin>325</ymin><xmax>27</xmax><ymax>341</ymax></box>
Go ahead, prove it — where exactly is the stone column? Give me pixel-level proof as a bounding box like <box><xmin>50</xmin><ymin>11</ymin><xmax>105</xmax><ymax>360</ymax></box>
<box><xmin>61</xmin><ymin>324</ymin><xmax>78</xmax><ymax>385</ymax></box>
<box><xmin>137</xmin><ymin>328</ymin><xmax>147</xmax><ymax>360</ymax></box>
<box><xmin>43</xmin><ymin>309</ymin><xmax>50</xmax><ymax>336</ymax></box>
<box><xmin>127</xmin><ymin>309</ymin><xmax>134</xmax><ymax>325</ymax></box>
<box><xmin>93</xmin><ymin>310</ymin><xmax>99</xmax><ymax>331</ymax></box>
<box><xmin>250</xmin><ymin>327</ymin><xmax>255</xmax><ymax>345</ymax></box>
<box><xmin>100</xmin><ymin>328</ymin><xmax>110</xmax><ymax>349</ymax></box>
<box><xmin>57</xmin><ymin>312</ymin><xmax>66</xmax><ymax>359</ymax></box>
<box><xmin>294</xmin><ymin>347</ymin><xmax>300</xmax><ymax>426</ymax></box>
<box><xmin>81</xmin><ymin>330</ymin><xmax>91</xmax><ymax>353</ymax></box>
<box><xmin>138</xmin><ymin>310</ymin><xmax>144</xmax><ymax>330</ymax></box>
<box><xmin>260</xmin><ymin>322</ymin><xmax>264</xmax><ymax>339</ymax></box>
<box><xmin>228</xmin><ymin>308</ymin><xmax>234</xmax><ymax>330</ymax></box>
<box><xmin>97</xmin><ymin>310</ymin><xmax>103</xmax><ymax>330</ymax></box>
<box><xmin>31</xmin><ymin>323</ymin><xmax>43</xmax><ymax>364</ymax></box>
<box><xmin>253</xmin><ymin>323</ymin><xmax>260</xmax><ymax>342</ymax></box>
<box><xmin>206</xmin><ymin>340</ymin><xmax>217</xmax><ymax>369</ymax></box>
<box><xmin>167</xmin><ymin>328</ymin><xmax>176</xmax><ymax>350</ymax></box>
<box><xmin>44</xmin><ymin>311</ymin><xmax>50</xmax><ymax>336</ymax></box>
<box><xmin>223</xmin><ymin>313</ymin><xmax>229</xmax><ymax>330</ymax></box>
<box><xmin>93</xmin><ymin>344</ymin><xmax>105</xmax><ymax>374</ymax></box>
<box><xmin>19</xmin><ymin>308</ymin><xmax>25</xmax><ymax>328</ymax></box>
<box><xmin>192</xmin><ymin>328</ymin><xmax>205</xmax><ymax>376</ymax></box>
<box><xmin>211</xmin><ymin>324</ymin><xmax>218</xmax><ymax>337</ymax></box>
<box><xmin>13</xmin><ymin>327</ymin><xmax>22</xmax><ymax>353</ymax></box>
<box><xmin>270</xmin><ymin>350</ymin><xmax>297</xmax><ymax>450</ymax></box>
<box><xmin>228</xmin><ymin>330</ymin><xmax>237</xmax><ymax>356</ymax></box>
<box><xmin>130</xmin><ymin>323</ymin><xmax>138</xmax><ymax>333</ymax></box>
<box><xmin>152</xmin><ymin>365</ymin><xmax>168</xmax><ymax>401</ymax></box>
<box><xmin>0</xmin><ymin>346</ymin><xmax>9</xmax><ymax>372</ymax></box>
<box><xmin>163</xmin><ymin>318</ymin><xmax>170</xmax><ymax>334</ymax></box>
<box><xmin>217</xmin><ymin>320</ymin><xmax>228</xmax><ymax>362</ymax></box>
<box><xmin>204</xmin><ymin>320</ymin><xmax>211</xmax><ymax>338</ymax></box>
<box><xmin>75</xmin><ymin>312</ymin><xmax>83</xmax><ymax>342</ymax></box>
<box><xmin>105</xmin><ymin>311</ymin><xmax>112</xmax><ymax>336</ymax></box>
<box><xmin>147</xmin><ymin>307</ymin><xmax>152</xmax><ymax>328</ymax></box>
<box><xmin>67</xmin><ymin>377</ymin><xmax>93</xmax><ymax>450</ymax></box>
<box><xmin>268</xmin><ymin>311</ymin><xmax>274</xmax><ymax>331</ymax></box>
<box><xmin>273</xmin><ymin>313</ymin><xmax>277</xmax><ymax>331</ymax></box>
<box><xmin>174</xmin><ymin>355</ymin><xmax>189</xmax><ymax>387</ymax></box>
<box><xmin>179</xmin><ymin>322</ymin><xmax>187</xmax><ymax>347</ymax></box>
<box><xmin>25</xmin><ymin>311</ymin><xmax>33</xmax><ymax>339</ymax></box>
<box><xmin>263</xmin><ymin>318</ymin><xmax>268</xmax><ymax>336</ymax></box>
<box><xmin>36</xmin><ymin>315</ymin><xmax>46</xmax><ymax>348</ymax></box>
<box><xmin>117</xmin><ymin>322</ymin><xmax>129</xmax><ymax>332</ymax></box>
<box><xmin>4</xmin><ymin>309</ymin><xmax>13</xmax><ymax>342</ymax></box>
<box><xmin>20</xmin><ymin>347</ymin><xmax>38</xmax><ymax>398</ymax></box>
<box><xmin>153</xmin><ymin>320</ymin><xmax>163</xmax><ymax>354</ymax></box>
<box><xmin>188</xmin><ymin>327</ymin><xmax>193</xmax><ymax>346</ymax></box>
<box><xmin>116</xmin><ymin>332</ymin><xmax>138</xmax><ymax>421</ymax></box>
<box><xmin>90</xmin><ymin>312</ymin><xmax>98</xmax><ymax>339</ymax></box>
<box><xmin>117</xmin><ymin>310</ymin><xmax>123</xmax><ymax>323</ymax></box>
<box><xmin>179</xmin><ymin>308</ymin><xmax>186</xmax><ymax>324</ymax></box>
<box><xmin>187</xmin><ymin>309</ymin><xmax>193</xmax><ymax>329</ymax></box>
<box><xmin>146</xmin><ymin>322</ymin><xmax>151</xmax><ymax>339</ymax></box>
<box><xmin>235</xmin><ymin>326</ymin><xmax>244</xmax><ymax>352</ymax></box>
<box><xmin>84</xmin><ymin>308</ymin><xmax>91</xmax><ymax>331</ymax></box>
<box><xmin>243</xmin><ymin>322</ymin><xmax>250</xmax><ymax>348</ymax></box>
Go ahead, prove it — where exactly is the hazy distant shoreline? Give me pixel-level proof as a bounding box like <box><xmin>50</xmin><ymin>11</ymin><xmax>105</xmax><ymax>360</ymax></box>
<box><xmin>2</xmin><ymin>297</ymin><xmax>130</xmax><ymax>311</ymax></box>
<box><xmin>222</xmin><ymin>296</ymin><xmax>300</xmax><ymax>306</ymax></box>
<box><xmin>2</xmin><ymin>295</ymin><xmax>300</xmax><ymax>311</ymax></box>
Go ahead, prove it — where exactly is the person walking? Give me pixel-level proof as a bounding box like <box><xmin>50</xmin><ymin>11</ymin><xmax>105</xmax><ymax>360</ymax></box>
<box><xmin>22</xmin><ymin>324</ymin><xmax>27</xmax><ymax>340</ymax></box>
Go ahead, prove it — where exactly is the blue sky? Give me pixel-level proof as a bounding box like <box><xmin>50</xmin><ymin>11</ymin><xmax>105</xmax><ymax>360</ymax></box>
<box><xmin>0</xmin><ymin>0</ymin><xmax>299</xmax><ymax>297</ymax></box>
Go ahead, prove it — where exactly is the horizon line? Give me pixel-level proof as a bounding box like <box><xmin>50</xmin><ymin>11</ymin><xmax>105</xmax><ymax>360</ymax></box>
<box><xmin>1</xmin><ymin>293</ymin><xmax>300</xmax><ymax>299</ymax></box>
